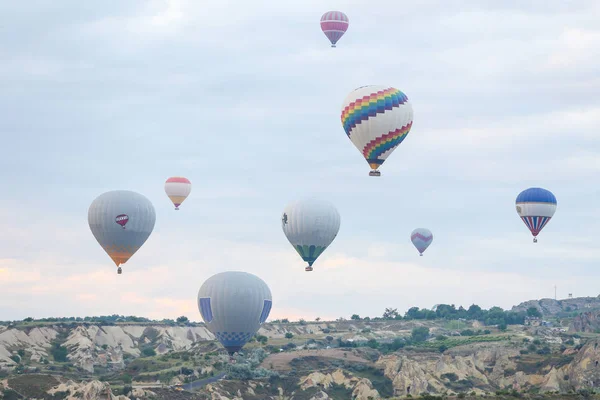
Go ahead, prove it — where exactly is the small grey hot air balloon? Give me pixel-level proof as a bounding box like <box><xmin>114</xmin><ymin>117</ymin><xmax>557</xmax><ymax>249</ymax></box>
<box><xmin>197</xmin><ymin>271</ymin><xmax>272</xmax><ymax>356</ymax></box>
<box><xmin>410</xmin><ymin>228</ymin><xmax>433</xmax><ymax>256</ymax></box>
<box><xmin>281</xmin><ymin>198</ymin><xmax>341</xmax><ymax>271</ymax></box>
<box><xmin>88</xmin><ymin>190</ymin><xmax>156</xmax><ymax>275</ymax></box>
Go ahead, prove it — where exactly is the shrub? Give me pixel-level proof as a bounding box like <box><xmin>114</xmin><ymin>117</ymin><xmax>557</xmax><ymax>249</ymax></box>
<box><xmin>50</xmin><ymin>343</ymin><xmax>68</xmax><ymax>362</ymax></box>
<box><xmin>141</xmin><ymin>347</ymin><xmax>156</xmax><ymax>357</ymax></box>
<box><xmin>285</xmin><ymin>332</ymin><xmax>293</xmax><ymax>339</ymax></box>
<box><xmin>411</xmin><ymin>327</ymin><xmax>430</xmax><ymax>342</ymax></box>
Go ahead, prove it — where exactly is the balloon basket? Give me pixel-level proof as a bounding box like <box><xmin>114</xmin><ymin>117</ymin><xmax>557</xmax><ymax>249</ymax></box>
<box><xmin>331</xmin><ymin>44</ymin><xmax>336</xmax><ymax>48</ymax></box>
<box><xmin>117</xmin><ymin>267</ymin><xmax>122</xmax><ymax>275</ymax></box>
<box><xmin>419</xmin><ymin>253</ymin><xmax>423</xmax><ymax>256</ymax></box>
<box><xmin>305</xmin><ymin>266</ymin><xmax>313</xmax><ymax>272</ymax></box>
<box><xmin>369</xmin><ymin>170</ymin><xmax>381</xmax><ymax>177</ymax></box>
<box><xmin>533</xmin><ymin>237</ymin><xmax>538</xmax><ymax>243</ymax></box>
<box><xmin>174</xmin><ymin>207</ymin><xmax>179</xmax><ymax>211</ymax></box>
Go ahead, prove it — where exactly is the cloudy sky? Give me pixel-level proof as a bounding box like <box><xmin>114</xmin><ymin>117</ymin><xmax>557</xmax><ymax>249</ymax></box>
<box><xmin>1</xmin><ymin>0</ymin><xmax>599</xmax><ymax>322</ymax></box>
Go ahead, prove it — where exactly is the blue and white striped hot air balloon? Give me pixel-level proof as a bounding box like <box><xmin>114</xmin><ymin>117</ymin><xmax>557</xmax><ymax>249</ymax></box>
<box><xmin>515</xmin><ymin>188</ymin><xmax>557</xmax><ymax>243</ymax></box>
<box><xmin>197</xmin><ymin>271</ymin><xmax>272</xmax><ymax>357</ymax></box>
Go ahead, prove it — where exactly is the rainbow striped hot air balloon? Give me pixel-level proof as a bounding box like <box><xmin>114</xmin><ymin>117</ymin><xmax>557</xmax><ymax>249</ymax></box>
<box><xmin>320</xmin><ymin>11</ymin><xmax>349</xmax><ymax>48</ymax></box>
<box><xmin>165</xmin><ymin>177</ymin><xmax>192</xmax><ymax>210</ymax></box>
<box><xmin>341</xmin><ymin>85</ymin><xmax>414</xmax><ymax>176</ymax></box>
<box><xmin>515</xmin><ymin>187</ymin><xmax>557</xmax><ymax>243</ymax></box>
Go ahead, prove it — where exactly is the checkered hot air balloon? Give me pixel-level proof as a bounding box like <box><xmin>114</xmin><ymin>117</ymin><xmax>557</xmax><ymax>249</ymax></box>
<box><xmin>341</xmin><ymin>85</ymin><xmax>414</xmax><ymax>176</ymax></box>
<box><xmin>197</xmin><ymin>271</ymin><xmax>272</xmax><ymax>357</ymax></box>
<box><xmin>320</xmin><ymin>11</ymin><xmax>349</xmax><ymax>48</ymax></box>
<box><xmin>515</xmin><ymin>188</ymin><xmax>557</xmax><ymax>243</ymax></box>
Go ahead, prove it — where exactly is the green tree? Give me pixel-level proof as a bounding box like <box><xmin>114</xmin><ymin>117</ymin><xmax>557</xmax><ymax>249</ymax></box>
<box><xmin>142</xmin><ymin>347</ymin><xmax>157</xmax><ymax>357</ymax></box>
<box><xmin>383</xmin><ymin>308</ymin><xmax>399</xmax><ymax>319</ymax></box>
<box><xmin>285</xmin><ymin>332</ymin><xmax>293</xmax><ymax>339</ymax></box>
<box><xmin>351</xmin><ymin>314</ymin><xmax>361</xmax><ymax>320</ymax></box>
<box><xmin>411</xmin><ymin>327</ymin><xmax>430</xmax><ymax>342</ymax></box>
<box><xmin>176</xmin><ymin>316</ymin><xmax>189</xmax><ymax>324</ymax></box>
<box><xmin>527</xmin><ymin>307</ymin><xmax>542</xmax><ymax>318</ymax></box>
<box><xmin>51</xmin><ymin>343</ymin><xmax>68</xmax><ymax>362</ymax></box>
<box><xmin>467</xmin><ymin>304</ymin><xmax>483</xmax><ymax>320</ymax></box>
<box><xmin>256</xmin><ymin>335</ymin><xmax>268</xmax><ymax>344</ymax></box>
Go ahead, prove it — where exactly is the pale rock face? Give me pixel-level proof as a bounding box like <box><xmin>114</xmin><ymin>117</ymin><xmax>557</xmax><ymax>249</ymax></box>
<box><xmin>310</xmin><ymin>390</ymin><xmax>330</xmax><ymax>399</ymax></box>
<box><xmin>0</xmin><ymin>327</ymin><xmax>58</xmax><ymax>366</ymax></box>
<box><xmin>0</xmin><ymin>324</ymin><xmax>217</xmax><ymax>372</ymax></box>
<box><xmin>300</xmin><ymin>369</ymin><xmax>381</xmax><ymax>399</ymax></box>
<box><xmin>131</xmin><ymin>387</ymin><xmax>156</xmax><ymax>398</ymax></box>
<box><xmin>352</xmin><ymin>378</ymin><xmax>381</xmax><ymax>400</ymax></box>
<box><xmin>563</xmin><ymin>338</ymin><xmax>600</xmax><ymax>390</ymax></box>
<box><xmin>47</xmin><ymin>379</ymin><xmax>125</xmax><ymax>400</ymax></box>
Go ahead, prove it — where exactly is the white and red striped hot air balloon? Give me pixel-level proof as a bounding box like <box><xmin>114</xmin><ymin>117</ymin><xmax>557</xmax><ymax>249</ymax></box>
<box><xmin>320</xmin><ymin>11</ymin><xmax>349</xmax><ymax>48</ymax></box>
<box><xmin>164</xmin><ymin>177</ymin><xmax>192</xmax><ymax>210</ymax></box>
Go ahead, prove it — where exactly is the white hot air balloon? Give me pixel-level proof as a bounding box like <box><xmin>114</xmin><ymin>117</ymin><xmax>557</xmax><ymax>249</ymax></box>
<box><xmin>88</xmin><ymin>190</ymin><xmax>156</xmax><ymax>274</ymax></box>
<box><xmin>164</xmin><ymin>176</ymin><xmax>192</xmax><ymax>210</ymax></box>
<box><xmin>410</xmin><ymin>228</ymin><xmax>433</xmax><ymax>256</ymax></box>
<box><xmin>281</xmin><ymin>198</ymin><xmax>341</xmax><ymax>272</ymax></box>
<box><xmin>341</xmin><ymin>85</ymin><xmax>414</xmax><ymax>176</ymax></box>
<box><xmin>197</xmin><ymin>271</ymin><xmax>272</xmax><ymax>356</ymax></box>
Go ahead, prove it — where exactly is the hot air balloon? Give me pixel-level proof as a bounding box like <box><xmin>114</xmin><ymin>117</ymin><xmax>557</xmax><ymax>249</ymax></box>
<box><xmin>411</xmin><ymin>228</ymin><xmax>433</xmax><ymax>256</ymax></box>
<box><xmin>197</xmin><ymin>271</ymin><xmax>272</xmax><ymax>357</ymax></box>
<box><xmin>281</xmin><ymin>198</ymin><xmax>340</xmax><ymax>272</ymax></box>
<box><xmin>88</xmin><ymin>190</ymin><xmax>156</xmax><ymax>274</ymax></box>
<box><xmin>164</xmin><ymin>176</ymin><xmax>192</xmax><ymax>210</ymax></box>
<box><xmin>341</xmin><ymin>85</ymin><xmax>414</xmax><ymax>176</ymax></box>
<box><xmin>515</xmin><ymin>188</ymin><xmax>557</xmax><ymax>243</ymax></box>
<box><xmin>320</xmin><ymin>11</ymin><xmax>349</xmax><ymax>48</ymax></box>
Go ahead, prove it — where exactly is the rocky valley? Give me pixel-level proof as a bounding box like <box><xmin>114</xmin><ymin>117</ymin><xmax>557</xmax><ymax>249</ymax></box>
<box><xmin>3</xmin><ymin>296</ymin><xmax>600</xmax><ymax>399</ymax></box>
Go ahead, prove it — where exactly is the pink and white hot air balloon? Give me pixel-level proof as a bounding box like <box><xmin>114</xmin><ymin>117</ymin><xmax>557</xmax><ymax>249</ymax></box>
<box><xmin>320</xmin><ymin>11</ymin><xmax>349</xmax><ymax>48</ymax></box>
<box><xmin>164</xmin><ymin>177</ymin><xmax>192</xmax><ymax>210</ymax></box>
<box><xmin>411</xmin><ymin>228</ymin><xmax>433</xmax><ymax>256</ymax></box>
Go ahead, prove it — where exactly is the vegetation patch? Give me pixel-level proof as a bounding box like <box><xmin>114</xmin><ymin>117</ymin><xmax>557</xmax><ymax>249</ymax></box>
<box><xmin>7</xmin><ymin>374</ymin><xmax>60</xmax><ymax>400</ymax></box>
<box><xmin>327</xmin><ymin>383</ymin><xmax>354</xmax><ymax>400</ymax></box>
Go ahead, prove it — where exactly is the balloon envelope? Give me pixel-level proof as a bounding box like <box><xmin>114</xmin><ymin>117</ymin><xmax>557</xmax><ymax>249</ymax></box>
<box><xmin>165</xmin><ymin>176</ymin><xmax>192</xmax><ymax>210</ymax></box>
<box><xmin>88</xmin><ymin>190</ymin><xmax>156</xmax><ymax>268</ymax></box>
<box><xmin>320</xmin><ymin>11</ymin><xmax>349</xmax><ymax>47</ymax></box>
<box><xmin>515</xmin><ymin>187</ymin><xmax>557</xmax><ymax>239</ymax></box>
<box><xmin>197</xmin><ymin>271</ymin><xmax>272</xmax><ymax>355</ymax></box>
<box><xmin>341</xmin><ymin>85</ymin><xmax>414</xmax><ymax>175</ymax></box>
<box><xmin>411</xmin><ymin>228</ymin><xmax>433</xmax><ymax>255</ymax></box>
<box><xmin>281</xmin><ymin>198</ymin><xmax>340</xmax><ymax>270</ymax></box>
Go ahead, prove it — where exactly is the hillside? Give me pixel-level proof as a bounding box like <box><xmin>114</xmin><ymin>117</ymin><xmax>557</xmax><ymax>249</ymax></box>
<box><xmin>2</xmin><ymin>296</ymin><xmax>600</xmax><ymax>399</ymax></box>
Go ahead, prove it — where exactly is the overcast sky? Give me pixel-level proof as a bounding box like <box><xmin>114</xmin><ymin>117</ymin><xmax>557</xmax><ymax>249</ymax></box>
<box><xmin>1</xmin><ymin>0</ymin><xmax>599</xmax><ymax>322</ymax></box>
